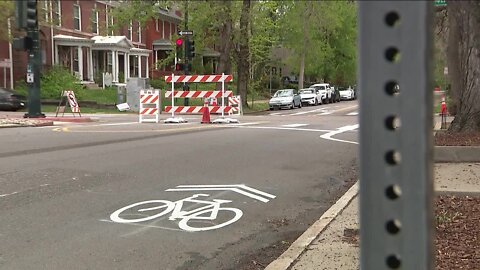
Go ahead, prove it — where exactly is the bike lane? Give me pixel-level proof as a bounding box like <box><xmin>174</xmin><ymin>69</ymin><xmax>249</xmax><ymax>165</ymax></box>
<box><xmin>0</xmin><ymin>113</ymin><xmax>358</xmax><ymax>270</ymax></box>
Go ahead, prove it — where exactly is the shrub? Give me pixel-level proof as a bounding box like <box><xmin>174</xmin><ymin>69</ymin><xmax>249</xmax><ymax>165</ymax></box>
<box><xmin>15</xmin><ymin>66</ymin><xmax>84</xmax><ymax>99</ymax></box>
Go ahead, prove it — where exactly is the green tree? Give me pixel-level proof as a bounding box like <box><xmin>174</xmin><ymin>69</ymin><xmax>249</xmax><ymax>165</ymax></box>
<box><xmin>0</xmin><ymin>1</ymin><xmax>14</xmax><ymax>41</ymax></box>
<box><xmin>445</xmin><ymin>1</ymin><xmax>480</xmax><ymax>131</ymax></box>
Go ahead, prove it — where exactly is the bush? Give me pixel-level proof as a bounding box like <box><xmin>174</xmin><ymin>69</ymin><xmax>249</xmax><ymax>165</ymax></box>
<box><xmin>150</xmin><ymin>78</ymin><xmax>167</xmax><ymax>90</ymax></box>
<box><xmin>16</xmin><ymin>66</ymin><xmax>85</xmax><ymax>100</ymax></box>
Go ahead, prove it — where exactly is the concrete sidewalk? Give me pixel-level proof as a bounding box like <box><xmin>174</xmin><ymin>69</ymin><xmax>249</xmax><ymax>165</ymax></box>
<box><xmin>267</xmin><ymin>116</ymin><xmax>480</xmax><ymax>270</ymax></box>
<box><xmin>267</xmin><ymin>162</ymin><xmax>480</xmax><ymax>270</ymax></box>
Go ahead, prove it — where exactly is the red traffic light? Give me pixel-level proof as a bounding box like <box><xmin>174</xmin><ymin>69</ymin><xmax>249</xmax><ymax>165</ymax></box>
<box><xmin>176</xmin><ymin>38</ymin><xmax>183</xmax><ymax>47</ymax></box>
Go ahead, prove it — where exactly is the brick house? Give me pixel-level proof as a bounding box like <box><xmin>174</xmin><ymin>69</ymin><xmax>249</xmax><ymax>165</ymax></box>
<box><xmin>0</xmin><ymin>0</ymin><xmax>184</xmax><ymax>89</ymax></box>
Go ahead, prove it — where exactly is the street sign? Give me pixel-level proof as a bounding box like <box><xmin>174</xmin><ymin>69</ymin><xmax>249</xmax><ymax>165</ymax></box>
<box><xmin>443</xmin><ymin>66</ymin><xmax>448</xmax><ymax>75</ymax></box>
<box><xmin>435</xmin><ymin>0</ymin><xmax>447</xmax><ymax>7</ymax></box>
<box><xmin>178</xmin><ymin>30</ymin><xmax>193</xmax><ymax>36</ymax></box>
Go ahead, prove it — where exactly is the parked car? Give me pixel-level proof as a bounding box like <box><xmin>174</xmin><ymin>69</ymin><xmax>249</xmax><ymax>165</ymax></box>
<box><xmin>339</xmin><ymin>87</ymin><xmax>355</xmax><ymax>100</ymax></box>
<box><xmin>269</xmin><ymin>89</ymin><xmax>302</xmax><ymax>110</ymax></box>
<box><xmin>310</xmin><ymin>83</ymin><xmax>332</xmax><ymax>104</ymax></box>
<box><xmin>299</xmin><ymin>88</ymin><xmax>322</xmax><ymax>106</ymax></box>
<box><xmin>0</xmin><ymin>88</ymin><xmax>26</xmax><ymax>111</ymax></box>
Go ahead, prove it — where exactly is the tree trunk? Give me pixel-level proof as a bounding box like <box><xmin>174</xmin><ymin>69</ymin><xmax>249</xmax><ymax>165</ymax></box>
<box><xmin>298</xmin><ymin>3</ymin><xmax>309</xmax><ymax>90</ymax></box>
<box><xmin>215</xmin><ymin>1</ymin><xmax>233</xmax><ymax>90</ymax></box>
<box><xmin>447</xmin><ymin>1</ymin><xmax>480</xmax><ymax>131</ymax></box>
<box><xmin>237</xmin><ymin>0</ymin><xmax>250</xmax><ymax>106</ymax></box>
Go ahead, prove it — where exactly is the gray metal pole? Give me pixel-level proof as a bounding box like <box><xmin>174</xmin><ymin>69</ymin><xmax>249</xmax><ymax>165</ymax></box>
<box><xmin>359</xmin><ymin>2</ymin><xmax>434</xmax><ymax>269</ymax></box>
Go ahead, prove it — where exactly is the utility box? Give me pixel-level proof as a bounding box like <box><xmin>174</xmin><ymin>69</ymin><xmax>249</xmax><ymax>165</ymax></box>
<box><xmin>117</xmin><ymin>85</ymin><xmax>126</xmax><ymax>104</ymax></box>
<box><xmin>126</xmin><ymin>78</ymin><xmax>151</xmax><ymax>112</ymax></box>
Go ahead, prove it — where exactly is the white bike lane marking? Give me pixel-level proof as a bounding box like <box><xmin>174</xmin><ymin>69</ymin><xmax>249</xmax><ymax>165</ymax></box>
<box><xmin>319</xmin><ymin>124</ymin><xmax>359</xmax><ymax>145</ymax></box>
<box><xmin>108</xmin><ymin>185</ymin><xmax>276</xmax><ymax>232</ymax></box>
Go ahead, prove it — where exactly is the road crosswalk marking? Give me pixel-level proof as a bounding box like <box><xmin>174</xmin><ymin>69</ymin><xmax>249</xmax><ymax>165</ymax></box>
<box><xmin>347</xmin><ymin>112</ymin><xmax>358</xmax><ymax>116</ymax></box>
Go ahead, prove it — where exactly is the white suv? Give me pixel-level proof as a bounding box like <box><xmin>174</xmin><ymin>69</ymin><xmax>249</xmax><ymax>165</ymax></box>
<box><xmin>310</xmin><ymin>83</ymin><xmax>332</xmax><ymax>104</ymax></box>
<box><xmin>299</xmin><ymin>88</ymin><xmax>322</xmax><ymax>106</ymax></box>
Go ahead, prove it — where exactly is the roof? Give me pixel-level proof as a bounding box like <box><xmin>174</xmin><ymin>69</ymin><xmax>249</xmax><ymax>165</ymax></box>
<box><xmin>53</xmin><ymin>34</ymin><xmax>94</xmax><ymax>45</ymax></box>
<box><xmin>130</xmin><ymin>47</ymin><xmax>152</xmax><ymax>56</ymax></box>
<box><xmin>152</xmin><ymin>39</ymin><xmax>172</xmax><ymax>46</ymax></box>
<box><xmin>91</xmin><ymin>36</ymin><xmax>133</xmax><ymax>51</ymax></box>
<box><xmin>202</xmin><ymin>48</ymin><xmax>221</xmax><ymax>58</ymax></box>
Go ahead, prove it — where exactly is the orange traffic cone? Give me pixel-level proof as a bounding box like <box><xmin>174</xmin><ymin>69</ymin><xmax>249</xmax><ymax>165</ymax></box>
<box><xmin>201</xmin><ymin>103</ymin><xmax>211</xmax><ymax>124</ymax></box>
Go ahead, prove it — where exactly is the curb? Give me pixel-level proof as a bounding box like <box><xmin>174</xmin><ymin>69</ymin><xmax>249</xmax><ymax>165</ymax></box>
<box><xmin>265</xmin><ymin>181</ymin><xmax>359</xmax><ymax>270</ymax></box>
<box><xmin>434</xmin><ymin>146</ymin><xmax>480</xmax><ymax>162</ymax></box>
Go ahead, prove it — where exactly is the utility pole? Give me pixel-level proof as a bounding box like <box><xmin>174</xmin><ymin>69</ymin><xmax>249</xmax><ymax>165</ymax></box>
<box><xmin>13</xmin><ymin>0</ymin><xmax>44</xmax><ymax>118</ymax></box>
<box><xmin>183</xmin><ymin>0</ymin><xmax>190</xmax><ymax>106</ymax></box>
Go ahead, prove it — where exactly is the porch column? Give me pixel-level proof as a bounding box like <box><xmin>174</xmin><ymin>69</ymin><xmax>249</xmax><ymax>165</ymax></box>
<box><xmin>55</xmin><ymin>44</ymin><xmax>59</xmax><ymax>65</ymax></box>
<box><xmin>78</xmin><ymin>46</ymin><xmax>83</xmax><ymax>80</ymax></box>
<box><xmin>88</xmin><ymin>47</ymin><xmax>94</xmax><ymax>81</ymax></box>
<box><xmin>112</xmin><ymin>50</ymin><xmax>117</xmax><ymax>82</ymax></box>
<box><xmin>116</xmin><ymin>51</ymin><xmax>120</xmax><ymax>82</ymax></box>
<box><xmin>124</xmin><ymin>52</ymin><xmax>128</xmax><ymax>83</ymax></box>
<box><xmin>146</xmin><ymin>55</ymin><xmax>149</xmax><ymax>79</ymax></box>
<box><xmin>138</xmin><ymin>55</ymin><xmax>142</xmax><ymax>78</ymax></box>
<box><xmin>126</xmin><ymin>54</ymin><xmax>130</xmax><ymax>80</ymax></box>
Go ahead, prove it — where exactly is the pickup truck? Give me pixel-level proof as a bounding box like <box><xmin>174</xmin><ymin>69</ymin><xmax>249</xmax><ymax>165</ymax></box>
<box><xmin>310</xmin><ymin>83</ymin><xmax>333</xmax><ymax>104</ymax></box>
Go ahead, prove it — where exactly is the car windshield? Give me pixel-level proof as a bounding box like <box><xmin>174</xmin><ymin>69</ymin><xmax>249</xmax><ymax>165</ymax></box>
<box><xmin>314</xmin><ymin>86</ymin><xmax>326</xmax><ymax>90</ymax></box>
<box><xmin>299</xmin><ymin>89</ymin><xmax>313</xmax><ymax>94</ymax></box>
<box><xmin>274</xmin><ymin>90</ymin><xmax>292</xmax><ymax>97</ymax></box>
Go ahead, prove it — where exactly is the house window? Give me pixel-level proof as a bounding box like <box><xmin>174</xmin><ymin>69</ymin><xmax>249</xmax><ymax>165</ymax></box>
<box><xmin>130</xmin><ymin>56</ymin><xmax>138</xmax><ymax>77</ymax></box>
<box><xmin>73</xmin><ymin>49</ymin><xmax>79</xmax><ymax>72</ymax></box>
<box><xmin>162</xmin><ymin>20</ymin><xmax>165</xmax><ymax>39</ymax></box>
<box><xmin>107</xmin><ymin>52</ymin><xmax>113</xmax><ymax>73</ymax></box>
<box><xmin>137</xmin><ymin>23</ymin><xmax>142</xmax><ymax>43</ymax></box>
<box><xmin>128</xmin><ymin>21</ymin><xmax>132</xmax><ymax>40</ymax></box>
<box><xmin>53</xmin><ymin>0</ymin><xmax>61</xmax><ymax>26</ymax></box>
<box><xmin>91</xmin><ymin>9</ymin><xmax>98</xmax><ymax>34</ymax></box>
<box><xmin>42</xmin><ymin>1</ymin><xmax>49</xmax><ymax>22</ymax></box>
<box><xmin>73</xmin><ymin>5</ymin><xmax>81</xmax><ymax>31</ymax></box>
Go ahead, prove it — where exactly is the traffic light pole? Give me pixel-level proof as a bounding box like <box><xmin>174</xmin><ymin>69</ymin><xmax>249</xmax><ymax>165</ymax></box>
<box><xmin>183</xmin><ymin>0</ymin><xmax>190</xmax><ymax>106</ymax></box>
<box><xmin>24</xmin><ymin>26</ymin><xmax>44</xmax><ymax>118</ymax></box>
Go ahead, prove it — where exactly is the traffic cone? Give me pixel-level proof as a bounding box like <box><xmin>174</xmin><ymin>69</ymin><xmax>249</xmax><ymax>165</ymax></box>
<box><xmin>201</xmin><ymin>104</ymin><xmax>211</xmax><ymax>124</ymax></box>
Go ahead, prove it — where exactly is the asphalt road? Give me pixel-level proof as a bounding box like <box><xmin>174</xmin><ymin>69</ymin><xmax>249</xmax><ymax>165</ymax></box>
<box><xmin>0</xmin><ymin>100</ymin><xmax>359</xmax><ymax>270</ymax></box>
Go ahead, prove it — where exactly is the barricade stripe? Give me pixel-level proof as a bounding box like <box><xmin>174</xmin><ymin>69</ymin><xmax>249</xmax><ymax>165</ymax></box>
<box><xmin>151</xmin><ymin>95</ymin><xmax>159</xmax><ymax>103</ymax></box>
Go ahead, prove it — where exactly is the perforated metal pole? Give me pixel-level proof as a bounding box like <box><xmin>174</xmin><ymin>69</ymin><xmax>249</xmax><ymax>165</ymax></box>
<box><xmin>359</xmin><ymin>2</ymin><xmax>434</xmax><ymax>269</ymax></box>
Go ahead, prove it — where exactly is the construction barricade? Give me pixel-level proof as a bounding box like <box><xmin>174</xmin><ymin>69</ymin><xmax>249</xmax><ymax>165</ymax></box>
<box><xmin>139</xmin><ymin>90</ymin><xmax>160</xmax><ymax>123</ymax></box>
<box><xmin>228</xmin><ymin>95</ymin><xmax>242</xmax><ymax>116</ymax></box>
<box><xmin>56</xmin><ymin>90</ymin><xmax>81</xmax><ymax>117</ymax></box>
<box><xmin>164</xmin><ymin>74</ymin><xmax>238</xmax><ymax>123</ymax></box>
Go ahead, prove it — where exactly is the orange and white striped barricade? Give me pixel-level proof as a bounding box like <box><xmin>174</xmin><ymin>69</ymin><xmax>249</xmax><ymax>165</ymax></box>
<box><xmin>228</xmin><ymin>95</ymin><xmax>242</xmax><ymax>116</ymax></box>
<box><xmin>164</xmin><ymin>74</ymin><xmax>235</xmax><ymax>122</ymax></box>
<box><xmin>139</xmin><ymin>90</ymin><xmax>160</xmax><ymax>123</ymax></box>
<box><xmin>55</xmin><ymin>90</ymin><xmax>81</xmax><ymax>117</ymax></box>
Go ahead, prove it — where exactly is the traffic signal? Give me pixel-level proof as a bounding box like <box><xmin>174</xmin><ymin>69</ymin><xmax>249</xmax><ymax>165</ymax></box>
<box><xmin>175</xmin><ymin>37</ymin><xmax>184</xmax><ymax>59</ymax></box>
<box><xmin>26</xmin><ymin>0</ymin><xmax>38</xmax><ymax>29</ymax></box>
<box><xmin>15</xmin><ymin>0</ymin><xmax>38</xmax><ymax>30</ymax></box>
<box><xmin>186</xmin><ymin>40</ymin><xmax>195</xmax><ymax>60</ymax></box>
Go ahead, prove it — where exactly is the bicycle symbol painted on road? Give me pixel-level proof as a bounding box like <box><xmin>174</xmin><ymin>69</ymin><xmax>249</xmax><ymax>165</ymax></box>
<box><xmin>110</xmin><ymin>184</ymin><xmax>276</xmax><ymax>232</ymax></box>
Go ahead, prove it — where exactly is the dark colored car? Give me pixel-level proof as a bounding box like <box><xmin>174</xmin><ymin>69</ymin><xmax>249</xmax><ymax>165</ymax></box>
<box><xmin>331</xmin><ymin>86</ymin><xmax>341</xmax><ymax>103</ymax></box>
<box><xmin>0</xmin><ymin>88</ymin><xmax>26</xmax><ymax>111</ymax></box>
